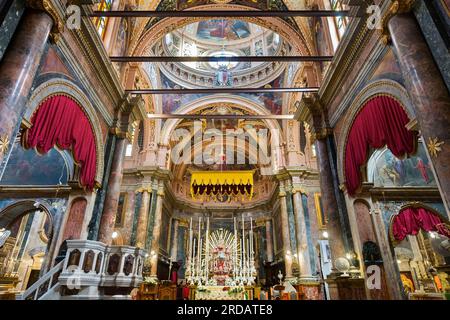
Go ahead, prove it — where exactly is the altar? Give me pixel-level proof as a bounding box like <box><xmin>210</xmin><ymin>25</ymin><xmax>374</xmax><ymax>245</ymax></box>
<box><xmin>194</xmin><ymin>286</ymin><xmax>254</xmax><ymax>300</ymax></box>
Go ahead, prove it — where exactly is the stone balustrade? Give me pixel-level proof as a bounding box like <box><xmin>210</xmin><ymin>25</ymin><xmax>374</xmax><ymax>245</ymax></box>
<box><xmin>57</xmin><ymin>240</ymin><xmax>146</xmax><ymax>298</ymax></box>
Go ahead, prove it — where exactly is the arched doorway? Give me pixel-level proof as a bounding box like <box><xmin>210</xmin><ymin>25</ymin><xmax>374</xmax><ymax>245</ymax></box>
<box><xmin>0</xmin><ymin>200</ymin><xmax>53</xmax><ymax>291</ymax></box>
<box><xmin>389</xmin><ymin>203</ymin><xmax>450</xmax><ymax>298</ymax></box>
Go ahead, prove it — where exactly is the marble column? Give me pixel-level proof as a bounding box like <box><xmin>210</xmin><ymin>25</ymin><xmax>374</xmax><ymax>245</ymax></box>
<box><xmin>388</xmin><ymin>13</ymin><xmax>450</xmax><ymax>212</ymax></box>
<box><xmin>150</xmin><ymin>188</ymin><xmax>165</xmax><ymax>277</ymax></box>
<box><xmin>135</xmin><ymin>190</ymin><xmax>150</xmax><ymax>248</ymax></box>
<box><xmin>315</xmin><ymin>138</ymin><xmax>346</xmax><ymax>262</ymax></box>
<box><xmin>265</xmin><ymin>219</ymin><xmax>274</xmax><ymax>262</ymax></box>
<box><xmin>122</xmin><ymin>191</ymin><xmax>136</xmax><ymax>245</ymax></box>
<box><xmin>98</xmin><ymin>137</ymin><xmax>127</xmax><ymax>244</ymax></box>
<box><xmin>0</xmin><ymin>9</ymin><xmax>53</xmax><ymax>168</ymax></box>
<box><xmin>279</xmin><ymin>190</ymin><xmax>293</xmax><ymax>279</ymax></box>
<box><xmin>170</xmin><ymin>219</ymin><xmax>179</xmax><ymax>261</ymax></box>
<box><xmin>292</xmin><ymin>191</ymin><xmax>314</xmax><ymax>280</ymax></box>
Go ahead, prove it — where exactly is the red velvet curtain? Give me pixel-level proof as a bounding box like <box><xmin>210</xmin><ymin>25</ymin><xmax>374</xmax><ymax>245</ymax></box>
<box><xmin>345</xmin><ymin>96</ymin><xmax>416</xmax><ymax>195</ymax></box>
<box><xmin>392</xmin><ymin>207</ymin><xmax>450</xmax><ymax>241</ymax></box>
<box><xmin>22</xmin><ymin>95</ymin><xmax>97</xmax><ymax>190</ymax></box>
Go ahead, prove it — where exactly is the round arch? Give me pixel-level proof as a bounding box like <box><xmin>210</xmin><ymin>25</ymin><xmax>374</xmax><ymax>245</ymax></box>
<box><xmin>337</xmin><ymin>79</ymin><xmax>416</xmax><ymax>186</ymax></box>
<box><xmin>23</xmin><ymin>78</ymin><xmax>105</xmax><ymax>186</ymax></box>
<box><xmin>0</xmin><ymin>200</ymin><xmax>54</xmax><ymax>240</ymax></box>
<box><xmin>159</xmin><ymin>95</ymin><xmax>284</xmax><ymax>171</ymax></box>
<box><xmin>388</xmin><ymin>202</ymin><xmax>450</xmax><ymax>246</ymax></box>
<box><xmin>160</xmin><ymin>94</ymin><xmax>284</xmax><ymax>144</ymax></box>
<box><xmin>130</xmin><ymin>4</ymin><xmax>311</xmax><ymax>58</ymax></box>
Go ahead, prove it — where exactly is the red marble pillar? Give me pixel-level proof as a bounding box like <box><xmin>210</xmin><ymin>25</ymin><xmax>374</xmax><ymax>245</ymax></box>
<box><xmin>315</xmin><ymin>138</ymin><xmax>346</xmax><ymax>262</ymax></box>
<box><xmin>98</xmin><ymin>137</ymin><xmax>127</xmax><ymax>244</ymax></box>
<box><xmin>0</xmin><ymin>9</ymin><xmax>53</xmax><ymax>166</ymax></box>
<box><xmin>388</xmin><ymin>13</ymin><xmax>450</xmax><ymax>211</ymax></box>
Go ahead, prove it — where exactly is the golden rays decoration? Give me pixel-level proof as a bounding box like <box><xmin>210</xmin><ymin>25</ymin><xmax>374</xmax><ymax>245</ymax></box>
<box><xmin>0</xmin><ymin>134</ymin><xmax>10</xmax><ymax>156</ymax></box>
<box><xmin>427</xmin><ymin>137</ymin><xmax>444</xmax><ymax>158</ymax></box>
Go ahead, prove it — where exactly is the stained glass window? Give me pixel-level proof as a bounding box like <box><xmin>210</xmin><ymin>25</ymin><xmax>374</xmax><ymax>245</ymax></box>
<box><xmin>93</xmin><ymin>0</ymin><xmax>114</xmax><ymax>38</ymax></box>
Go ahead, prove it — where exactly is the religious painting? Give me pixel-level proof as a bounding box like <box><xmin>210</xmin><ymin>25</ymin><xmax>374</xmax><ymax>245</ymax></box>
<box><xmin>239</xmin><ymin>73</ymin><xmax>284</xmax><ymax>115</ymax></box>
<box><xmin>369</xmin><ymin>142</ymin><xmax>436</xmax><ymax>187</ymax></box>
<box><xmin>1</xmin><ymin>142</ymin><xmax>70</xmax><ymax>186</ymax></box>
<box><xmin>161</xmin><ymin>73</ymin><xmax>204</xmax><ymax>113</ymax></box>
<box><xmin>196</xmin><ymin>20</ymin><xmax>251</xmax><ymax>41</ymax></box>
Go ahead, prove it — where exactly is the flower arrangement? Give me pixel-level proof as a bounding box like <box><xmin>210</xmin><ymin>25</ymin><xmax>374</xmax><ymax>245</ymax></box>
<box><xmin>196</xmin><ymin>286</ymin><xmax>211</xmax><ymax>293</ymax></box>
<box><xmin>227</xmin><ymin>287</ymin><xmax>244</xmax><ymax>295</ymax></box>
<box><xmin>143</xmin><ymin>277</ymin><xmax>159</xmax><ymax>285</ymax></box>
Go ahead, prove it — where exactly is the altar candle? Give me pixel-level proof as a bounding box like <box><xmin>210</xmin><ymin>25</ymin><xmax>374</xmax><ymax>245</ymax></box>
<box><xmin>192</xmin><ymin>237</ymin><xmax>196</xmax><ymax>275</ymax></box>
<box><xmin>233</xmin><ymin>217</ymin><xmax>237</xmax><ymax>276</ymax></box>
<box><xmin>188</xmin><ymin>218</ymin><xmax>193</xmax><ymax>270</ymax></box>
<box><xmin>197</xmin><ymin>218</ymin><xmax>202</xmax><ymax>277</ymax></box>
<box><xmin>250</xmin><ymin>218</ymin><xmax>254</xmax><ymax>257</ymax></box>
<box><xmin>206</xmin><ymin>217</ymin><xmax>210</xmax><ymax>277</ymax></box>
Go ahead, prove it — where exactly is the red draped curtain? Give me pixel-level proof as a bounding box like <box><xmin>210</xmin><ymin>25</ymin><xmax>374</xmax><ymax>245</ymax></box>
<box><xmin>392</xmin><ymin>206</ymin><xmax>450</xmax><ymax>241</ymax></box>
<box><xmin>22</xmin><ymin>95</ymin><xmax>97</xmax><ymax>190</ymax></box>
<box><xmin>344</xmin><ymin>96</ymin><xmax>416</xmax><ymax>195</ymax></box>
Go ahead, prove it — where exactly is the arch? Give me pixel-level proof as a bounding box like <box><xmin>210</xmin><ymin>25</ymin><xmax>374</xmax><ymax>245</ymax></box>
<box><xmin>337</xmin><ymin>80</ymin><xmax>415</xmax><ymax>185</ymax></box>
<box><xmin>160</xmin><ymin>95</ymin><xmax>283</xmax><ymax>145</ymax></box>
<box><xmin>388</xmin><ymin>202</ymin><xmax>450</xmax><ymax>246</ymax></box>
<box><xmin>131</xmin><ymin>4</ymin><xmax>311</xmax><ymax>58</ymax></box>
<box><xmin>23</xmin><ymin>79</ymin><xmax>105</xmax><ymax>186</ymax></box>
<box><xmin>160</xmin><ymin>95</ymin><xmax>284</xmax><ymax>172</ymax></box>
<box><xmin>338</xmin><ymin>81</ymin><xmax>416</xmax><ymax>194</ymax></box>
<box><xmin>0</xmin><ymin>200</ymin><xmax>54</xmax><ymax>240</ymax></box>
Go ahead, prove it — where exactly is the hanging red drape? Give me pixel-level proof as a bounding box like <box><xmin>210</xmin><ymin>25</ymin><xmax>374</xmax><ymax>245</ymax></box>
<box><xmin>344</xmin><ymin>96</ymin><xmax>416</xmax><ymax>195</ymax></box>
<box><xmin>22</xmin><ymin>95</ymin><xmax>97</xmax><ymax>190</ymax></box>
<box><xmin>392</xmin><ymin>206</ymin><xmax>450</xmax><ymax>241</ymax></box>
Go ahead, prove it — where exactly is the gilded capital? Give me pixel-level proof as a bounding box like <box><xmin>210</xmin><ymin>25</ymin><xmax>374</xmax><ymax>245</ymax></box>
<box><xmin>380</xmin><ymin>0</ymin><xmax>416</xmax><ymax>44</ymax></box>
<box><xmin>26</xmin><ymin>0</ymin><xmax>64</xmax><ymax>43</ymax></box>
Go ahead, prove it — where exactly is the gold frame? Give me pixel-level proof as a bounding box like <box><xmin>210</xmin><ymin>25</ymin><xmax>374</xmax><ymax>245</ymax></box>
<box><xmin>314</xmin><ymin>193</ymin><xmax>327</xmax><ymax>229</ymax></box>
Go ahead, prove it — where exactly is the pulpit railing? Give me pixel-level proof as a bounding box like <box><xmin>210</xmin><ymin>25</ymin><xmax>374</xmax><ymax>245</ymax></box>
<box><xmin>17</xmin><ymin>260</ymin><xmax>64</xmax><ymax>300</ymax></box>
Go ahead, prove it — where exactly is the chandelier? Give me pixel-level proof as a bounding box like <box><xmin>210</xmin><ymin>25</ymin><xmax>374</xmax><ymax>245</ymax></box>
<box><xmin>190</xmin><ymin>170</ymin><xmax>254</xmax><ymax>201</ymax></box>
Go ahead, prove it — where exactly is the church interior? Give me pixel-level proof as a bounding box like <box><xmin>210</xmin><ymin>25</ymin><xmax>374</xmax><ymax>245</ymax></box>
<box><xmin>0</xmin><ymin>0</ymin><xmax>449</xmax><ymax>301</ymax></box>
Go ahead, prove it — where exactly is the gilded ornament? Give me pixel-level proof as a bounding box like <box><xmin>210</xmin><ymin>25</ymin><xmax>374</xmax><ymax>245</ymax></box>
<box><xmin>0</xmin><ymin>135</ymin><xmax>10</xmax><ymax>156</ymax></box>
<box><xmin>427</xmin><ymin>137</ymin><xmax>444</xmax><ymax>158</ymax></box>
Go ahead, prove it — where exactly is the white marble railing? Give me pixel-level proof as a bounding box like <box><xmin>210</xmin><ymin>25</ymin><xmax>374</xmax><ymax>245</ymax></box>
<box><xmin>17</xmin><ymin>260</ymin><xmax>64</xmax><ymax>300</ymax></box>
<box><xmin>57</xmin><ymin>240</ymin><xmax>146</xmax><ymax>293</ymax></box>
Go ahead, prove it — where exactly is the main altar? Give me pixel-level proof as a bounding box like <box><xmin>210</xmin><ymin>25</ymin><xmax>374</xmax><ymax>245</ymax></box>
<box><xmin>185</xmin><ymin>217</ymin><xmax>257</xmax><ymax>288</ymax></box>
